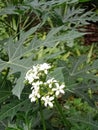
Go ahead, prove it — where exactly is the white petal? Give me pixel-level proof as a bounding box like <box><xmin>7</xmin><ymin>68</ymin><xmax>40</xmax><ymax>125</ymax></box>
<box><xmin>52</xmin><ymin>88</ymin><xmax>57</xmax><ymax>91</ymax></box>
<box><xmin>48</xmin><ymin>102</ymin><xmax>53</xmax><ymax>108</ymax></box>
<box><xmin>60</xmin><ymin>89</ymin><xmax>65</xmax><ymax>94</ymax></box>
<box><xmin>56</xmin><ymin>91</ymin><xmax>60</xmax><ymax>96</ymax></box>
<box><xmin>31</xmin><ymin>97</ymin><xmax>36</xmax><ymax>102</ymax></box>
<box><xmin>49</xmin><ymin>96</ymin><xmax>54</xmax><ymax>101</ymax></box>
<box><xmin>55</xmin><ymin>83</ymin><xmax>60</xmax><ymax>88</ymax></box>
<box><xmin>44</xmin><ymin>102</ymin><xmax>48</xmax><ymax>107</ymax></box>
<box><xmin>60</xmin><ymin>84</ymin><xmax>65</xmax><ymax>88</ymax></box>
<box><xmin>49</xmin><ymin>84</ymin><xmax>52</xmax><ymax>88</ymax></box>
<box><xmin>37</xmin><ymin>93</ymin><xmax>41</xmax><ymax>98</ymax></box>
<box><xmin>29</xmin><ymin>93</ymin><xmax>33</xmax><ymax>98</ymax></box>
<box><xmin>44</xmin><ymin>70</ymin><xmax>48</xmax><ymax>74</ymax></box>
<box><xmin>41</xmin><ymin>96</ymin><xmax>46</xmax><ymax>101</ymax></box>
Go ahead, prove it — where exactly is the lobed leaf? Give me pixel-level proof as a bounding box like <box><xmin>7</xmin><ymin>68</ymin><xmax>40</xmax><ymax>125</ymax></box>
<box><xmin>0</xmin><ymin>25</ymin><xmax>40</xmax><ymax>99</ymax></box>
<box><xmin>0</xmin><ymin>99</ymin><xmax>29</xmax><ymax>121</ymax></box>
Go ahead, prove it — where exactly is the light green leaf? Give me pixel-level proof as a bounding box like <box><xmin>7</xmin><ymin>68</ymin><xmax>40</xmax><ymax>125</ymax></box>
<box><xmin>43</xmin><ymin>29</ymin><xmax>85</xmax><ymax>47</ymax></box>
<box><xmin>0</xmin><ymin>24</ymin><xmax>40</xmax><ymax>99</ymax></box>
<box><xmin>0</xmin><ymin>6</ymin><xmax>18</xmax><ymax>15</ymax></box>
<box><xmin>48</xmin><ymin>67</ymin><xmax>64</xmax><ymax>82</ymax></box>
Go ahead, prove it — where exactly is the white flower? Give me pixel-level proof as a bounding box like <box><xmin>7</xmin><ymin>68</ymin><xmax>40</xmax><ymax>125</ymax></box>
<box><xmin>25</xmin><ymin>69</ymin><xmax>39</xmax><ymax>84</ymax></box>
<box><xmin>41</xmin><ymin>96</ymin><xmax>54</xmax><ymax>108</ymax></box>
<box><xmin>32</xmin><ymin>65</ymin><xmax>39</xmax><ymax>73</ymax></box>
<box><xmin>31</xmin><ymin>81</ymin><xmax>43</xmax><ymax>89</ymax></box>
<box><xmin>46</xmin><ymin>78</ymin><xmax>58</xmax><ymax>88</ymax></box>
<box><xmin>25</xmin><ymin>69</ymin><xmax>34</xmax><ymax>83</ymax></box>
<box><xmin>52</xmin><ymin>83</ymin><xmax>65</xmax><ymax>97</ymax></box>
<box><xmin>39</xmin><ymin>63</ymin><xmax>51</xmax><ymax>74</ymax></box>
<box><xmin>29</xmin><ymin>93</ymin><xmax>36</xmax><ymax>102</ymax></box>
<box><xmin>25</xmin><ymin>63</ymin><xmax>66</xmax><ymax>108</ymax></box>
<box><xmin>34</xmin><ymin>89</ymin><xmax>41</xmax><ymax>98</ymax></box>
<box><xmin>29</xmin><ymin>87</ymin><xmax>40</xmax><ymax>102</ymax></box>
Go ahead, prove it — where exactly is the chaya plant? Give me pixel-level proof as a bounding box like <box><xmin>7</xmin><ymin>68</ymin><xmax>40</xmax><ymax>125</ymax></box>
<box><xmin>24</xmin><ymin>63</ymin><xmax>71</xmax><ymax>130</ymax></box>
<box><xmin>0</xmin><ymin>0</ymin><xmax>98</xmax><ymax>129</ymax></box>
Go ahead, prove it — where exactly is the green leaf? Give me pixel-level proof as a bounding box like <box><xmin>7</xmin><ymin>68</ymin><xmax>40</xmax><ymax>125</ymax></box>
<box><xmin>48</xmin><ymin>67</ymin><xmax>64</xmax><ymax>82</ymax></box>
<box><xmin>0</xmin><ymin>24</ymin><xmax>40</xmax><ymax>99</ymax></box>
<box><xmin>0</xmin><ymin>91</ymin><xmax>11</xmax><ymax>103</ymax></box>
<box><xmin>43</xmin><ymin>29</ymin><xmax>85</xmax><ymax>47</ymax></box>
<box><xmin>63</xmin><ymin>7</ymin><xmax>97</xmax><ymax>25</ymax></box>
<box><xmin>0</xmin><ymin>6</ymin><xmax>18</xmax><ymax>15</ymax></box>
<box><xmin>68</xmin><ymin>116</ymin><xmax>98</xmax><ymax>129</ymax></box>
<box><xmin>58</xmin><ymin>56</ymin><xmax>98</xmax><ymax>105</ymax></box>
<box><xmin>0</xmin><ymin>99</ymin><xmax>29</xmax><ymax>121</ymax></box>
<box><xmin>79</xmin><ymin>0</ymin><xmax>91</xmax><ymax>3</ymax></box>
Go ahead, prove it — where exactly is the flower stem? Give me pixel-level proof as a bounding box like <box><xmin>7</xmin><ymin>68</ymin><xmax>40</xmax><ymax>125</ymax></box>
<box><xmin>54</xmin><ymin>98</ymin><xmax>71</xmax><ymax>130</ymax></box>
<box><xmin>38</xmin><ymin>99</ymin><xmax>46</xmax><ymax>130</ymax></box>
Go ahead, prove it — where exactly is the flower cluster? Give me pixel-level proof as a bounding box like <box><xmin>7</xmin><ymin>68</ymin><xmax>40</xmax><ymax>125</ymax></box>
<box><xmin>25</xmin><ymin>63</ymin><xmax>65</xmax><ymax>108</ymax></box>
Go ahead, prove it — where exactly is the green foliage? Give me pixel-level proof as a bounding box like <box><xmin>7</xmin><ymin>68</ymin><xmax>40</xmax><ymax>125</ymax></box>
<box><xmin>65</xmin><ymin>98</ymin><xmax>98</xmax><ymax>130</ymax></box>
<box><xmin>0</xmin><ymin>0</ymin><xmax>98</xmax><ymax>130</ymax></box>
<box><xmin>79</xmin><ymin>0</ymin><xmax>91</xmax><ymax>2</ymax></box>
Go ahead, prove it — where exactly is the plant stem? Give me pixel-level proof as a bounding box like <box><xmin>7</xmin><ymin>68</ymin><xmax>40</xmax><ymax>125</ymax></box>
<box><xmin>54</xmin><ymin>98</ymin><xmax>71</xmax><ymax>130</ymax></box>
<box><xmin>87</xmin><ymin>43</ymin><xmax>94</xmax><ymax>63</ymax></box>
<box><xmin>38</xmin><ymin>99</ymin><xmax>46</xmax><ymax>130</ymax></box>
